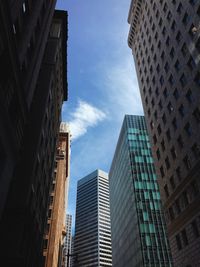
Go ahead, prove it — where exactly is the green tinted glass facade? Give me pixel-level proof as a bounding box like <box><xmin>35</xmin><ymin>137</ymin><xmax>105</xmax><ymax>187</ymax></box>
<box><xmin>109</xmin><ymin>115</ymin><xmax>173</xmax><ymax>267</ymax></box>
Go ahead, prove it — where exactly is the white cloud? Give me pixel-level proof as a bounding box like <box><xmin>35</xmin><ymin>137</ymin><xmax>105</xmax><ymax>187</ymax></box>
<box><xmin>69</xmin><ymin>100</ymin><xmax>107</xmax><ymax>140</ymax></box>
<box><xmin>99</xmin><ymin>55</ymin><xmax>144</xmax><ymax>120</ymax></box>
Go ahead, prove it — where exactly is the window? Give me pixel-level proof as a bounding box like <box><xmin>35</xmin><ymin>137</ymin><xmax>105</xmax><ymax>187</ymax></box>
<box><xmin>166</xmin><ymin>129</ymin><xmax>171</xmax><ymax>141</ymax></box>
<box><xmin>181</xmin><ymin>43</ymin><xmax>188</xmax><ymax>56</ymax></box>
<box><xmin>192</xmin><ymin>108</ymin><xmax>200</xmax><ymax>123</ymax></box>
<box><xmin>190</xmin><ymin>180</ymin><xmax>199</xmax><ymax>197</ymax></box>
<box><xmin>179</xmin><ymin>105</ymin><xmax>185</xmax><ymax>117</ymax></box>
<box><xmin>156</xmin><ymin>149</ymin><xmax>161</xmax><ymax>160</ymax></box>
<box><xmin>194</xmin><ymin>72</ymin><xmax>200</xmax><ymax>86</ymax></box>
<box><xmin>171</xmin><ymin>20</ymin><xmax>176</xmax><ymax>31</ymax></box>
<box><xmin>182</xmin><ymin>191</ymin><xmax>189</xmax><ymax>207</ymax></box>
<box><xmin>153</xmin><ymin>134</ymin><xmax>157</xmax><ymax>144</ymax></box>
<box><xmin>175</xmin><ymin>199</ymin><xmax>181</xmax><ymax>214</ymax></box>
<box><xmin>176</xmin><ymin>234</ymin><xmax>182</xmax><ymax>250</ymax></box>
<box><xmin>170</xmin><ymin>47</ymin><xmax>175</xmax><ymax>58</ymax></box>
<box><xmin>162</xmin><ymin>113</ymin><xmax>166</xmax><ymax>125</ymax></box>
<box><xmin>161</xmin><ymin>51</ymin><xmax>165</xmax><ymax>61</ymax></box>
<box><xmin>170</xmin><ymin>176</ymin><xmax>175</xmax><ymax>189</ymax></box>
<box><xmin>167</xmin><ymin>102</ymin><xmax>173</xmax><ymax>113</ymax></box>
<box><xmin>180</xmin><ymin>74</ymin><xmax>187</xmax><ymax>87</ymax></box>
<box><xmin>173</xmin><ymin>88</ymin><xmax>179</xmax><ymax>100</ymax></box>
<box><xmin>191</xmin><ymin>143</ymin><xmax>200</xmax><ymax>159</ymax></box>
<box><xmin>189</xmin><ymin>24</ymin><xmax>196</xmax><ymax>38</ymax></box>
<box><xmin>176</xmin><ymin>167</ymin><xmax>182</xmax><ymax>181</ymax></box>
<box><xmin>177</xmin><ymin>3</ymin><xmax>183</xmax><ymax>14</ymax></box>
<box><xmin>158</xmin><ymin>100</ymin><xmax>163</xmax><ymax>110</ymax></box>
<box><xmin>176</xmin><ymin>31</ymin><xmax>182</xmax><ymax>43</ymax></box>
<box><xmin>174</xmin><ymin>60</ymin><xmax>180</xmax><ymax>72</ymax></box>
<box><xmin>186</xmin><ymin>89</ymin><xmax>193</xmax><ymax>103</ymax></box>
<box><xmin>187</xmin><ymin>56</ymin><xmax>196</xmax><ymax>70</ymax></box>
<box><xmin>165</xmin><ymin>157</ymin><xmax>170</xmax><ymax>169</ymax></box>
<box><xmin>182</xmin><ymin>12</ymin><xmax>190</xmax><ymax>25</ymax></box>
<box><xmin>171</xmin><ymin>147</ymin><xmax>177</xmax><ymax>159</ymax></box>
<box><xmin>167</xmin><ymin>11</ymin><xmax>172</xmax><ymax>21</ymax></box>
<box><xmin>181</xmin><ymin>229</ymin><xmax>189</xmax><ymax>246</ymax></box>
<box><xmin>156</xmin><ymin>64</ymin><xmax>160</xmax><ymax>73</ymax></box>
<box><xmin>160</xmin><ymin>76</ymin><xmax>164</xmax><ymax>85</ymax></box>
<box><xmin>164</xmin><ymin>62</ymin><xmax>169</xmax><ymax>73</ymax></box>
<box><xmin>163</xmin><ymin>88</ymin><xmax>168</xmax><ymax>98</ymax></box>
<box><xmin>169</xmin><ymin>74</ymin><xmax>174</xmax><ymax>85</ymax></box>
<box><xmin>177</xmin><ymin>135</ymin><xmax>184</xmax><ymax>148</ymax></box>
<box><xmin>164</xmin><ymin>184</ymin><xmax>169</xmax><ymax>197</ymax></box>
<box><xmin>184</xmin><ymin>123</ymin><xmax>192</xmax><ymax>136</ymax></box>
<box><xmin>157</xmin><ymin>124</ymin><xmax>161</xmax><ymax>135</ymax></box>
<box><xmin>161</xmin><ymin>140</ymin><xmax>165</xmax><ymax>151</ymax></box>
<box><xmin>183</xmin><ymin>155</ymin><xmax>191</xmax><ymax>170</ymax></box>
<box><xmin>191</xmin><ymin>220</ymin><xmax>199</xmax><ymax>238</ymax></box>
<box><xmin>160</xmin><ymin>166</ymin><xmax>165</xmax><ymax>178</ymax></box>
<box><xmin>169</xmin><ymin>207</ymin><xmax>175</xmax><ymax>220</ymax></box>
<box><xmin>172</xmin><ymin>118</ymin><xmax>177</xmax><ymax>130</ymax></box>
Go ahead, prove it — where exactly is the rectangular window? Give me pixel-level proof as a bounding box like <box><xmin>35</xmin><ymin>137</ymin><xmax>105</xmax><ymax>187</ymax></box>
<box><xmin>181</xmin><ymin>229</ymin><xmax>189</xmax><ymax>246</ymax></box>
<box><xmin>176</xmin><ymin>234</ymin><xmax>182</xmax><ymax>250</ymax></box>
<box><xmin>191</xmin><ymin>220</ymin><xmax>199</xmax><ymax>238</ymax></box>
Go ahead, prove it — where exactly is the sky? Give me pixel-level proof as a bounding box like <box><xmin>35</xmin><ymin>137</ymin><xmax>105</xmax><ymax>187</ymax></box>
<box><xmin>56</xmin><ymin>0</ymin><xmax>144</xmax><ymax>225</ymax></box>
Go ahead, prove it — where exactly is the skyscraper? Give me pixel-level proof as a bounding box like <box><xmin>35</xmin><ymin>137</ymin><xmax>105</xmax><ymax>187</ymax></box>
<box><xmin>43</xmin><ymin>123</ymin><xmax>71</xmax><ymax>267</ymax></box>
<box><xmin>128</xmin><ymin>1</ymin><xmax>200</xmax><ymax>266</ymax></box>
<box><xmin>74</xmin><ymin>170</ymin><xmax>112</xmax><ymax>267</ymax></box>
<box><xmin>109</xmin><ymin>115</ymin><xmax>173</xmax><ymax>267</ymax></box>
<box><xmin>0</xmin><ymin>7</ymin><xmax>68</xmax><ymax>266</ymax></box>
<box><xmin>64</xmin><ymin>214</ymin><xmax>73</xmax><ymax>267</ymax></box>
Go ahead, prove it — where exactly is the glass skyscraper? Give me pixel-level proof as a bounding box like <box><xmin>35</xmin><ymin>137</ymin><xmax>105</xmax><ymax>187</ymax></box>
<box><xmin>74</xmin><ymin>170</ymin><xmax>112</xmax><ymax>267</ymax></box>
<box><xmin>109</xmin><ymin>115</ymin><xmax>173</xmax><ymax>267</ymax></box>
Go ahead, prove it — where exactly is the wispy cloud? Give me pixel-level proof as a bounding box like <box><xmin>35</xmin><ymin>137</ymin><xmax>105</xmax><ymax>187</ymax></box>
<box><xmin>69</xmin><ymin>100</ymin><xmax>107</xmax><ymax>140</ymax></box>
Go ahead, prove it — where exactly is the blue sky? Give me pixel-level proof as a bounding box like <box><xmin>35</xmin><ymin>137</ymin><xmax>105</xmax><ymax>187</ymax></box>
<box><xmin>56</xmin><ymin>0</ymin><xmax>144</xmax><ymax>224</ymax></box>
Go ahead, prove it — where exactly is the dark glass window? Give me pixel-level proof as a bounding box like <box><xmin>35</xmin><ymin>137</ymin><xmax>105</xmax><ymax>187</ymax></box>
<box><xmin>180</xmin><ymin>74</ymin><xmax>187</xmax><ymax>86</ymax></box>
<box><xmin>170</xmin><ymin>176</ymin><xmax>175</xmax><ymax>190</ymax></box>
<box><xmin>184</xmin><ymin>123</ymin><xmax>192</xmax><ymax>136</ymax></box>
<box><xmin>185</xmin><ymin>89</ymin><xmax>193</xmax><ymax>103</ymax></box>
<box><xmin>183</xmin><ymin>155</ymin><xmax>191</xmax><ymax>170</ymax></box>
<box><xmin>182</xmin><ymin>12</ymin><xmax>191</xmax><ymax>25</ymax></box>
<box><xmin>172</xmin><ymin>118</ymin><xmax>177</xmax><ymax>130</ymax></box>
<box><xmin>164</xmin><ymin>184</ymin><xmax>169</xmax><ymax>197</ymax></box>
<box><xmin>176</xmin><ymin>234</ymin><xmax>182</xmax><ymax>250</ymax></box>
<box><xmin>174</xmin><ymin>60</ymin><xmax>181</xmax><ymax>72</ymax></box>
<box><xmin>173</xmin><ymin>88</ymin><xmax>179</xmax><ymax>100</ymax></box>
<box><xmin>191</xmin><ymin>220</ymin><xmax>199</xmax><ymax>238</ymax></box>
<box><xmin>161</xmin><ymin>139</ymin><xmax>165</xmax><ymax>151</ymax></box>
<box><xmin>187</xmin><ymin>56</ymin><xmax>196</xmax><ymax>70</ymax></box>
<box><xmin>191</xmin><ymin>143</ymin><xmax>200</xmax><ymax>159</ymax></box>
<box><xmin>165</xmin><ymin>157</ymin><xmax>170</xmax><ymax>169</ymax></box>
<box><xmin>171</xmin><ymin>147</ymin><xmax>177</xmax><ymax>159</ymax></box>
<box><xmin>177</xmin><ymin>135</ymin><xmax>184</xmax><ymax>148</ymax></box>
<box><xmin>193</xmin><ymin>108</ymin><xmax>200</xmax><ymax>123</ymax></box>
<box><xmin>160</xmin><ymin>166</ymin><xmax>165</xmax><ymax>178</ymax></box>
<box><xmin>181</xmin><ymin>229</ymin><xmax>189</xmax><ymax>246</ymax></box>
<box><xmin>164</xmin><ymin>62</ymin><xmax>169</xmax><ymax>73</ymax></box>
<box><xmin>178</xmin><ymin>105</ymin><xmax>185</xmax><ymax>117</ymax></box>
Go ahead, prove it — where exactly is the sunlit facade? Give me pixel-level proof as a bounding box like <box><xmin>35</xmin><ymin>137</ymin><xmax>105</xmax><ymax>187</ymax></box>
<box><xmin>74</xmin><ymin>170</ymin><xmax>112</xmax><ymax>267</ymax></box>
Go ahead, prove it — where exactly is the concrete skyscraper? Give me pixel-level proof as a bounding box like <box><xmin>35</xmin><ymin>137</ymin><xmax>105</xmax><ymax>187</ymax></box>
<box><xmin>109</xmin><ymin>115</ymin><xmax>173</xmax><ymax>267</ymax></box>
<box><xmin>74</xmin><ymin>170</ymin><xmax>112</xmax><ymax>267</ymax></box>
<box><xmin>64</xmin><ymin>214</ymin><xmax>73</xmax><ymax>267</ymax></box>
<box><xmin>128</xmin><ymin>1</ymin><xmax>200</xmax><ymax>266</ymax></box>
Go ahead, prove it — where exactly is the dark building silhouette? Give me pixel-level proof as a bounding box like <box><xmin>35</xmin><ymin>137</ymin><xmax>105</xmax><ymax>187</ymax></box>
<box><xmin>0</xmin><ymin>1</ymin><xmax>67</xmax><ymax>266</ymax></box>
<box><xmin>128</xmin><ymin>1</ymin><xmax>200</xmax><ymax>266</ymax></box>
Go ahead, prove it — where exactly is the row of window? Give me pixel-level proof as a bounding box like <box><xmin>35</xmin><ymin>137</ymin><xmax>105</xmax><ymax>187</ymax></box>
<box><xmin>176</xmin><ymin>218</ymin><xmax>199</xmax><ymax>251</ymax></box>
<box><xmin>167</xmin><ymin>179</ymin><xmax>199</xmax><ymax>222</ymax></box>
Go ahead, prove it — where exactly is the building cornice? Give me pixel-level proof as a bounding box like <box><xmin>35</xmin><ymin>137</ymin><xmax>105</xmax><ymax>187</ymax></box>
<box><xmin>127</xmin><ymin>0</ymin><xmax>144</xmax><ymax>48</ymax></box>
